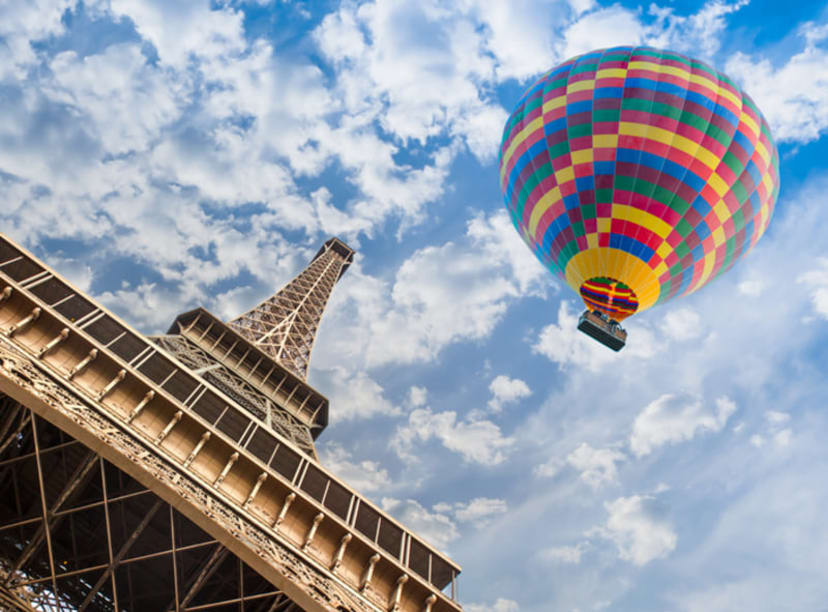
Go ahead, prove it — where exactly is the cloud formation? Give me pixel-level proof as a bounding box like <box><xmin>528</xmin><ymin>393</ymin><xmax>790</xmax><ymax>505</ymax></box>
<box><xmin>630</xmin><ymin>395</ymin><xmax>737</xmax><ymax>457</ymax></box>
<box><xmin>727</xmin><ymin>21</ymin><xmax>828</xmax><ymax>143</ymax></box>
<box><xmin>488</xmin><ymin>375</ymin><xmax>532</xmax><ymax>413</ymax></box>
<box><xmin>539</xmin><ymin>543</ymin><xmax>588</xmax><ymax>564</ymax></box>
<box><xmin>592</xmin><ymin>495</ymin><xmax>677</xmax><ymax>566</ymax></box>
<box><xmin>315</xmin><ymin>211</ymin><xmax>546</xmax><ymax>372</ymax></box>
<box><xmin>319</xmin><ymin>443</ymin><xmax>392</xmax><ymax>494</ymax></box>
<box><xmin>392</xmin><ymin>406</ymin><xmax>514</xmax><ymax>466</ymax></box>
<box><xmin>567</xmin><ymin>442</ymin><xmax>626</xmax><ymax>488</ymax></box>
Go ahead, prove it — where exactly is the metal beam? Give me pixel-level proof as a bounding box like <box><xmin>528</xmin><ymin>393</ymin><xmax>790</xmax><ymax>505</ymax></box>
<box><xmin>0</xmin><ymin>438</ymin><xmax>82</xmax><ymax>469</ymax></box>
<box><xmin>182</xmin><ymin>590</ymin><xmax>282</xmax><ymax>611</ymax></box>
<box><xmin>100</xmin><ymin>456</ymin><xmax>120</xmax><ymax>612</ymax></box>
<box><xmin>256</xmin><ymin>592</ymin><xmax>292</xmax><ymax>612</ymax></box>
<box><xmin>171</xmin><ymin>505</ymin><xmax>181</xmax><ymax>612</ymax></box>
<box><xmin>10</xmin><ymin>540</ymin><xmax>220</xmax><ymax>589</ymax></box>
<box><xmin>0</xmin><ymin>397</ymin><xmax>23</xmax><ymax>446</ymax></box>
<box><xmin>77</xmin><ymin>498</ymin><xmax>165</xmax><ymax>611</ymax></box>
<box><xmin>177</xmin><ymin>544</ymin><xmax>229</xmax><ymax>610</ymax></box>
<box><xmin>0</xmin><ymin>406</ymin><xmax>29</xmax><ymax>457</ymax></box>
<box><xmin>8</xmin><ymin>449</ymin><xmax>98</xmax><ymax>576</ymax></box>
<box><xmin>29</xmin><ymin>414</ymin><xmax>59</xmax><ymax>604</ymax></box>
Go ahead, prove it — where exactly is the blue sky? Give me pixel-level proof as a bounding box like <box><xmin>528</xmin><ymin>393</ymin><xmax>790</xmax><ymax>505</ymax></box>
<box><xmin>2</xmin><ymin>1</ymin><xmax>828</xmax><ymax>610</ymax></box>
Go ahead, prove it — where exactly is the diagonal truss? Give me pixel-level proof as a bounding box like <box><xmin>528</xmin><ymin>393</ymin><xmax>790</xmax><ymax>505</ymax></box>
<box><xmin>0</xmin><ymin>399</ymin><xmax>296</xmax><ymax>612</ymax></box>
<box><xmin>151</xmin><ymin>335</ymin><xmax>317</xmax><ymax>457</ymax></box>
<box><xmin>228</xmin><ymin>239</ymin><xmax>353</xmax><ymax>380</ymax></box>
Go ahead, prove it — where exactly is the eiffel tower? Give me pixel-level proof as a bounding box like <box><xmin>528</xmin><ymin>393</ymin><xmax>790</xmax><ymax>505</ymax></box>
<box><xmin>0</xmin><ymin>234</ymin><xmax>461</xmax><ymax>612</ymax></box>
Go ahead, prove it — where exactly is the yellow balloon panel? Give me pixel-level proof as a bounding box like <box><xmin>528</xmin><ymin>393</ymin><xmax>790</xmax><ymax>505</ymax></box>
<box><xmin>564</xmin><ymin>248</ymin><xmax>662</xmax><ymax>312</ymax></box>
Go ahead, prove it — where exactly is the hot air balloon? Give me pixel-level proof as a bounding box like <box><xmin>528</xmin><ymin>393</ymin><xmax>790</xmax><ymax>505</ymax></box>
<box><xmin>499</xmin><ymin>46</ymin><xmax>780</xmax><ymax>351</ymax></box>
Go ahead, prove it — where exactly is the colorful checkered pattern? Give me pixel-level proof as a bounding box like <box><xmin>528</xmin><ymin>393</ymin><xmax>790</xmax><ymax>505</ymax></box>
<box><xmin>499</xmin><ymin>46</ymin><xmax>780</xmax><ymax>319</ymax></box>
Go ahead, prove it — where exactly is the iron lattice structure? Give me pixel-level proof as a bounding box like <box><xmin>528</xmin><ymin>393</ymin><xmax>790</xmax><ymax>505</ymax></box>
<box><xmin>150</xmin><ymin>334</ymin><xmax>318</xmax><ymax>458</ymax></box>
<box><xmin>0</xmin><ymin>400</ymin><xmax>301</xmax><ymax>612</ymax></box>
<box><xmin>0</xmin><ymin>234</ymin><xmax>462</xmax><ymax>612</ymax></box>
<box><xmin>228</xmin><ymin>239</ymin><xmax>354</xmax><ymax>381</ymax></box>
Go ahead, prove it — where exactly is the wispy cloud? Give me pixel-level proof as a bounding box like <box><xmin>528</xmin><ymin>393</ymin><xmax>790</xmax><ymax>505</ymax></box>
<box><xmin>590</xmin><ymin>494</ymin><xmax>677</xmax><ymax>566</ymax></box>
<box><xmin>630</xmin><ymin>394</ymin><xmax>737</xmax><ymax>457</ymax></box>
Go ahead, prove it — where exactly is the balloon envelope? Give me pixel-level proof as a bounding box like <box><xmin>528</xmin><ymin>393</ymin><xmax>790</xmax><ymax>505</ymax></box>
<box><xmin>499</xmin><ymin>46</ymin><xmax>780</xmax><ymax>322</ymax></box>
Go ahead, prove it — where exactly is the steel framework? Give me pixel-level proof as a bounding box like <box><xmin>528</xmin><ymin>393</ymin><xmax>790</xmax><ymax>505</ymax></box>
<box><xmin>0</xmin><ymin>401</ymin><xmax>295</xmax><ymax>612</ymax></box>
<box><xmin>0</xmin><ymin>233</ymin><xmax>462</xmax><ymax>612</ymax></box>
<box><xmin>228</xmin><ymin>239</ymin><xmax>353</xmax><ymax>381</ymax></box>
<box><xmin>150</xmin><ymin>335</ymin><xmax>316</xmax><ymax>457</ymax></box>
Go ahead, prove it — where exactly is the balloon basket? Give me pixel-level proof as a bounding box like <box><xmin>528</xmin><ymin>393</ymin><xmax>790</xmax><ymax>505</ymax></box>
<box><xmin>577</xmin><ymin>310</ymin><xmax>627</xmax><ymax>352</ymax></box>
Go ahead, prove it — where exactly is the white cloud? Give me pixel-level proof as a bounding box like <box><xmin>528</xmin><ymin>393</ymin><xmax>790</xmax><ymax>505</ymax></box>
<box><xmin>563</xmin><ymin>5</ymin><xmax>645</xmax><ymax>59</ymax></box>
<box><xmin>797</xmin><ymin>258</ymin><xmax>828</xmax><ymax>319</ymax></box>
<box><xmin>0</xmin><ymin>2</ymin><xmax>347</xmax><ymax>334</ymax></box>
<box><xmin>408</xmin><ymin>385</ymin><xmax>428</xmax><ymax>408</ymax></box>
<box><xmin>647</xmin><ymin>0</ymin><xmax>749</xmax><ymax>60</ymax></box>
<box><xmin>659</xmin><ymin>308</ymin><xmax>703</xmax><ymax>342</ymax></box>
<box><xmin>558</xmin><ymin>0</ymin><xmax>749</xmax><ymax>75</ymax></box>
<box><xmin>3</xmin><ymin>0</ymin><xmax>529</xmax><ymax>341</ymax></box>
<box><xmin>389</xmin><ymin>248</ymin><xmax>485</xmax><ymax>361</ymax></box>
<box><xmin>321</xmin><ymin>120</ymin><xmax>455</xmax><ymax>235</ymax></box>
<box><xmin>452</xmin><ymin>497</ymin><xmax>508</xmax><ymax>528</ymax></box>
<box><xmin>369</xmin><ymin>239</ymin><xmax>518</xmax><ymax>364</ymax></box>
<box><xmin>488</xmin><ymin>375</ymin><xmax>532</xmax><ymax>413</ymax></box>
<box><xmin>449</xmin><ymin>96</ymin><xmax>510</xmax><ymax>160</ymax></box>
<box><xmin>466</xmin><ymin>0</ymin><xmax>563</xmax><ymax>82</ymax></box>
<box><xmin>561</xmin><ymin>0</ymin><xmax>747</xmax><ymax>65</ymax></box>
<box><xmin>319</xmin><ymin>443</ymin><xmax>391</xmax><ymax>494</ymax></box>
<box><xmin>465</xmin><ymin>211</ymin><xmax>549</xmax><ymax>296</ymax></box>
<box><xmin>381</xmin><ymin>498</ymin><xmax>458</xmax><ymax>551</ymax></box>
<box><xmin>314</xmin><ymin>211</ymin><xmax>547</xmax><ymax>370</ymax></box>
<box><xmin>106</xmin><ymin>0</ymin><xmax>246</xmax><ymax>67</ymax></box>
<box><xmin>630</xmin><ymin>395</ymin><xmax>737</xmax><ymax>457</ymax></box>
<box><xmin>465</xmin><ymin>599</ymin><xmax>519</xmax><ymax>612</ymax></box>
<box><xmin>592</xmin><ymin>495</ymin><xmax>677</xmax><ymax>566</ymax></box>
<box><xmin>774</xmin><ymin>429</ymin><xmax>792</xmax><ymax>447</ymax></box>
<box><xmin>566</xmin><ymin>443</ymin><xmax>626</xmax><ymax>489</ymax></box>
<box><xmin>534</xmin><ymin>456</ymin><xmax>564</xmax><ymax>478</ymax></box>
<box><xmin>737</xmin><ymin>278</ymin><xmax>766</xmax><ymax>297</ymax></box>
<box><xmin>749</xmin><ymin>434</ymin><xmax>765</xmax><ymax>448</ymax></box>
<box><xmin>567</xmin><ymin>0</ymin><xmax>596</xmax><ymax>17</ymax></box>
<box><xmin>0</xmin><ymin>0</ymin><xmax>76</xmax><ymax>76</ymax></box>
<box><xmin>749</xmin><ymin>411</ymin><xmax>794</xmax><ymax>450</ymax></box>
<box><xmin>42</xmin><ymin>253</ymin><xmax>94</xmax><ymax>294</ymax></box>
<box><xmin>314</xmin><ymin>0</ymin><xmax>506</xmax><ymax>159</ymax></box>
<box><xmin>96</xmin><ymin>282</ymin><xmax>187</xmax><ymax>331</ymax></box>
<box><xmin>539</xmin><ymin>543</ymin><xmax>588</xmax><ymax>564</ymax></box>
<box><xmin>46</xmin><ymin>43</ymin><xmax>183</xmax><ymax>155</ymax></box>
<box><xmin>368</xmin><ymin>213</ymin><xmax>541</xmax><ymax>365</ymax></box>
<box><xmin>765</xmin><ymin>411</ymin><xmax>791</xmax><ymax>425</ymax></box>
<box><xmin>392</xmin><ymin>407</ymin><xmax>514</xmax><ymax>466</ymax></box>
<box><xmin>726</xmin><ymin>20</ymin><xmax>828</xmax><ymax>143</ymax></box>
<box><xmin>314</xmin><ymin>366</ymin><xmax>400</xmax><ymax>422</ymax></box>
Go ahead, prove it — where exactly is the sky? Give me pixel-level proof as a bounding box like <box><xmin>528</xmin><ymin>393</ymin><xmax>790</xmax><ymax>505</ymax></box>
<box><xmin>2</xmin><ymin>0</ymin><xmax>828</xmax><ymax>610</ymax></box>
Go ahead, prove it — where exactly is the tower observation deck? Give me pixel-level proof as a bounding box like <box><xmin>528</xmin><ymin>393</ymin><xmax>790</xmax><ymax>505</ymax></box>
<box><xmin>0</xmin><ymin>234</ymin><xmax>462</xmax><ymax>611</ymax></box>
